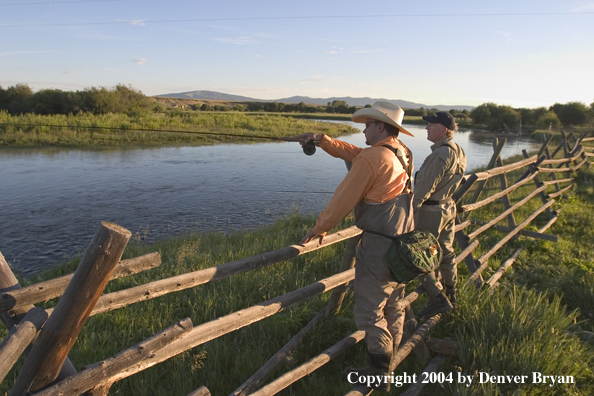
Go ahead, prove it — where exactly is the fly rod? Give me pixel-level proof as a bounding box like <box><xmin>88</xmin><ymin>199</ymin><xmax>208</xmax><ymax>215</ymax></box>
<box><xmin>0</xmin><ymin>123</ymin><xmax>318</xmax><ymax>155</ymax></box>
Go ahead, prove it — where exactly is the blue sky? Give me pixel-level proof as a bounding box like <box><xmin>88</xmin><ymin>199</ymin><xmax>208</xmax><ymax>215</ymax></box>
<box><xmin>1</xmin><ymin>0</ymin><xmax>593</xmax><ymax>108</ymax></box>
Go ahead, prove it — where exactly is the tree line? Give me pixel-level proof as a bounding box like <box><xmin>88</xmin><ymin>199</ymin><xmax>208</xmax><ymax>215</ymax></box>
<box><xmin>469</xmin><ymin>101</ymin><xmax>594</xmax><ymax>131</ymax></box>
<box><xmin>1</xmin><ymin>83</ymin><xmax>592</xmax><ymax>131</ymax></box>
<box><xmin>0</xmin><ymin>84</ymin><xmax>153</xmax><ymax>116</ymax></box>
<box><xmin>202</xmin><ymin>100</ymin><xmax>361</xmax><ymax>114</ymax></box>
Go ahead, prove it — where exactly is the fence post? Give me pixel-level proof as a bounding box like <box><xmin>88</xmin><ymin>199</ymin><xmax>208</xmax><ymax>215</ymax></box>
<box><xmin>10</xmin><ymin>222</ymin><xmax>131</xmax><ymax>396</ymax></box>
<box><xmin>493</xmin><ymin>138</ymin><xmax>518</xmax><ymax>232</ymax></box>
<box><xmin>522</xmin><ymin>149</ymin><xmax>555</xmax><ymax>220</ymax></box>
<box><xmin>540</xmin><ymin>134</ymin><xmax>561</xmax><ymax>192</ymax></box>
<box><xmin>0</xmin><ymin>251</ymin><xmax>78</xmax><ymax>381</ymax></box>
<box><xmin>454</xmin><ymin>216</ymin><xmax>481</xmax><ymax>284</ymax></box>
<box><xmin>469</xmin><ymin>138</ymin><xmax>506</xmax><ymax>204</ymax></box>
<box><xmin>559</xmin><ymin>130</ymin><xmax>573</xmax><ymax>179</ymax></box>
<box><xmin>452</xmin><ymin>174</ymin><xmax>481</xmax><ymax>284</ymax></box>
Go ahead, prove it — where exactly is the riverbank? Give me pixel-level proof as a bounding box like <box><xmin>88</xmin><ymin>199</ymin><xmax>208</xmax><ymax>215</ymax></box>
<box><xmin>2</xmin><ymin>154</ymin><xmax>593</xmax><ymax>395</ymax></box>
<box><xmin>0</xmin><ymin>111</ymin><xmax>358</xmax><ymax>148</ymax></box>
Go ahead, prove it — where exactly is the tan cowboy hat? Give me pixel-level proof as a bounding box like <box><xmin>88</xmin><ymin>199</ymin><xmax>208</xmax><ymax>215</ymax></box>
<box><xmin>352</xmin><ymin>101</ymin><xmax>414</xmax><ymax>137</ymax></box>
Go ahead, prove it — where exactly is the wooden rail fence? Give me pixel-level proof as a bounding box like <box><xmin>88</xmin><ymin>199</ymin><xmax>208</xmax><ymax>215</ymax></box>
<box><xmin>0</xmin><ymin>130</ymin><xmax>592</xmax><ymax>396</ymax></box>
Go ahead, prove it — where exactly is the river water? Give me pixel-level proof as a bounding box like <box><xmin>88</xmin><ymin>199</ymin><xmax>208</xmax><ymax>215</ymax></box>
<box><xmin>0</xmin><ymin>122</ymin><xmax>540</xmax><ymax>276</ymax></box>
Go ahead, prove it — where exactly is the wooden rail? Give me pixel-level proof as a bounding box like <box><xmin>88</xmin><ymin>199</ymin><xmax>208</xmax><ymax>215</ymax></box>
<box><xmin>0</xmin><ymin>252</ymin><xmax>161</xmax><ymax>313</ymax></box>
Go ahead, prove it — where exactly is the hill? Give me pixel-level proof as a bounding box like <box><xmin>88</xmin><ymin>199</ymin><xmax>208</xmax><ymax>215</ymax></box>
<box><xmin>156</xmin><ymin>90</ymin><xmax>474</xmax><ymax>111</ymax></box>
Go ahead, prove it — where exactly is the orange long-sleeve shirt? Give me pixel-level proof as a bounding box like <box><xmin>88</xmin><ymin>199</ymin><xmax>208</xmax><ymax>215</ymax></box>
<box><xmin>311</xmin><ymin>134</ymin><xmax>412</xmax><ymax>236</ymax></box>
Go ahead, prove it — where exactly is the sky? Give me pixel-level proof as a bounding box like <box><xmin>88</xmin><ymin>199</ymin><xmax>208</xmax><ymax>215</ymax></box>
<box><xmin>1</xmin><ymin>0</ymin><xmax>593</xmax><ymax>108</ymax></box>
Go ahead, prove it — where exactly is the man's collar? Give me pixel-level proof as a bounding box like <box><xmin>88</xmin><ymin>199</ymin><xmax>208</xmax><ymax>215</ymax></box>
<box><xmin>430</xmin><ymin>137</ymin><xmax>453</xmax><ymax>151</ymax></box>
<box><xmin>372</xmin><ymin>135</ymin><xmax>398</xmax><ymax>147</ymax></box>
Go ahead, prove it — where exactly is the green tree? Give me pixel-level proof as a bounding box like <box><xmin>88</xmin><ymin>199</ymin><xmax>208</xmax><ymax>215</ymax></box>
<box><xmin>31</xmin><ymin>89</ymin><xmax>75</xmax><ymax>114</ymax></box>
<box><xmin>246</xmin><ymin>102</ymin><xmax>263</xmax><ymax>111</ymax></box>
<box><xmin>0</xmin><ymin>86</ymin><xmax>8</xmax><ymax>111</ymax></box>
<box><xmin>488</xmin><ymin>105</ymin><xmax>520</xmax><ymax>131</ymax></box>
<box><xmin>331</xmin><ymin>100</ymin><xmax>347</xmax><ymax>108</ymax></box>
<box><xmin>405</xmin><ymin>108</ymin><xmax>427</xmax><ymax>117</ymax></box>
<box><xmin>264</xmin><ymin>102</ymin><xmax>280</xmax><ymax>112</ymax></box>
<box><xmin>519</xmin><ymin>107</ymin><xmax>547</xmax><ymax>126</ymax></box>
<box><xmin>470</xmin><ymin>103</ymin><xmax>495</xmax><ymax>124</ymax></box>
<box><xmin>471</xmin><ymin>103</ymin><xmax>520</xmax><ymax>131</ymax></box>
<box><xmin>5</xmin><ymin>83</ymin><xmax>34</xmax><ymax>114</ymax></box>
<box><xmin>296</xmin><ymin>102</ymin><xmax>307</xmax><ymax>112</ymax></box>
<box><xmin>536</xmin><ymin>111</ymin><xmax>561</xmax><ymax>129</ymax></box>
<box><xmin>550</xmin><ymin>101</ymin><xmax>591</xmax><ymax>126</ymax></box>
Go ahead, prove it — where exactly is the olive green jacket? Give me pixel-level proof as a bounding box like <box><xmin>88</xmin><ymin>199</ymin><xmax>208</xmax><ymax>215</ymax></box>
<box><xmin>413</xmin><ymin>137</ymin><xmax>467</xmax><ymax>214</ymax></box>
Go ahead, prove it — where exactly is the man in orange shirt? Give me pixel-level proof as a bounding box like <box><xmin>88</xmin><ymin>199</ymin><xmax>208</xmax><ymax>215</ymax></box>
<box><xmin>295</xmin><ymin>101</ymin><xmax>414</xmax><ymax>392</ymax></box>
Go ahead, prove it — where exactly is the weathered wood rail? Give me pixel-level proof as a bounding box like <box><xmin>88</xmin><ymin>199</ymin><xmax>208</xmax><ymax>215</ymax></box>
<box><xmin>0</xmin><ymin>130</ymin><xmax>592</xmax><ymax>396</ymax></box>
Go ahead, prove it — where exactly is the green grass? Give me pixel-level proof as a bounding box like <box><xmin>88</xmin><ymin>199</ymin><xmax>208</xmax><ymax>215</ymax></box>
<box><xmin>0</xmin><ymin>111</ymin><xmax>358</xmax><ymax>148</ymax></box>
<box><xmin>1</xmin><ymin>140</ymin><xmax>594</xmax><ymax>395</ymax></box>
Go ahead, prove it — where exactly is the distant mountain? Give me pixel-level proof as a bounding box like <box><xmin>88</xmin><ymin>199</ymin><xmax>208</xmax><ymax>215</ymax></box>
<box><xmin>156</xmin><ymin>90</ymin><xmax>474</xmax><ymax>111</ymax></box>
<box><xmin>275</xmin><ymin>96</ymin><xmax>474</xmax><ymax>112</ymax></box>
<box><xmin>157</xmin><ymin>90</ymin><xmax>260</xmax><ymax>102</ymax></box>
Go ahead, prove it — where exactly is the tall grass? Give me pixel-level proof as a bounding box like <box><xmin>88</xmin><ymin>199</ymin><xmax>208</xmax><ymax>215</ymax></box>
<box><xmin>0</xmin><ymin>111</ymin><xmax>358</xmax><ymax>148</ymax></box>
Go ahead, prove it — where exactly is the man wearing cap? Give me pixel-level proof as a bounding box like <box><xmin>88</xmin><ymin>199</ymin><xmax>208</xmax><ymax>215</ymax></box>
<box><xmin>293</xmin><ymin>101</ymin><xmax>414</xmax><ymax>392</ymax></box>
<box><xmin>415</xmin><ymin>111</ymin><xmax>467</xmax><ymax>319</ymax></box>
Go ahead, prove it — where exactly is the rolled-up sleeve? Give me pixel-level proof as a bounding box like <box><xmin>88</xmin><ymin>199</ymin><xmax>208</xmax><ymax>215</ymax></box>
<box><xmin>319</xmin><ymin>135</ymin><xmax>363</xmax><ymax>162</ymax></box>
<box><xmin>311</xmin><ymin>156</ymin><xmax>375</xmax><ymax>235</ymax></box>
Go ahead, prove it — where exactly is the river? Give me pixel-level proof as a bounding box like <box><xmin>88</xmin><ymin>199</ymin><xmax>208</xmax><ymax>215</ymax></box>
<box><xmin>0</xmin><ymin>122</ymin><xmax>540</xmax><ymax>276</ymax></box>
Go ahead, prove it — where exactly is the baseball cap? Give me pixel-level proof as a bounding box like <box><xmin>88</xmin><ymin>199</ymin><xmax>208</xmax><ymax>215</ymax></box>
<box><xmin>423</xmin><ymin>112</ymin><xmax>456</xmax><ymax>130</ymax></box>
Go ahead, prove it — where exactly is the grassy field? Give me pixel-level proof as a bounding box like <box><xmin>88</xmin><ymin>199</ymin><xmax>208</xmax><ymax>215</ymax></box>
<box><xmin>0</xmin><ymin>111</ymin><xmax>358</xmax><ymax>148</ymax></box>
<box><xmin>1</xmin><ymin>142</ymin><xmax>593</xmax><ymax>395</ymax></box>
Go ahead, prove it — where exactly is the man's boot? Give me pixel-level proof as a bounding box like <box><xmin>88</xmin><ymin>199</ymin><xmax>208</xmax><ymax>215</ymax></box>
<box><xmin>418</xmin><ymin>292</ymin><xmax>453</xmax><ymax>319</ymax></box>
<box><xmin>344</xmin><ymin>350</ymin><xmax>392</xmax><ymax>392</ymax></box>
<box><xmin>445</xmin><ymin>284</ymin><xmax>457</xmax><ymax>310</ymax></box>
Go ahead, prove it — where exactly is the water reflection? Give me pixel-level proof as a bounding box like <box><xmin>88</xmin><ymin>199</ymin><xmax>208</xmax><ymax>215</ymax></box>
<box><xmin>0</xmin><ymin>123</ymin><xmax>540</xmax><ymax>276</ymax></box>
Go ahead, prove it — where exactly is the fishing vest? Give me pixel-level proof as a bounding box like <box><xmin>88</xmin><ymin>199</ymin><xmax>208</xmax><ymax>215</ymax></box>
<box><xmin>421</xmin><ymin>141</ymin><xmax>466</xmax><ymax>206</ymax></box>
<box><xmin>353</xmin><ymin>144</ymin><xmax>414</xmax><ymax>237</ymax></box>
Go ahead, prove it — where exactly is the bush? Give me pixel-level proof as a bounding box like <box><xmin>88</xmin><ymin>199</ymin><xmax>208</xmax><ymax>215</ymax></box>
<box><xmin>471</xmin><ymin>103</ymin><xmax>520</xmax><ymax>131</ymax></box>
<box><xmin>536</xmin><ymin>111</ymin><xmax>562</xmax><ymax>129</ymax></box>
<box><xmin>550</xmin><ymin>102</ymin><xmax>592</xmax><ymax>126</ymax></box>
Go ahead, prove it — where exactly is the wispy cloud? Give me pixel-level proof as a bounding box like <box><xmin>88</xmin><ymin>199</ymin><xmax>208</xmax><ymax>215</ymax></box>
<box><xmin>299</xmin><ymin>76</ymin><xmax>341</xmax><ymax>84</ymax></box>
<box><xmin>0</xmin><ymin>50</ymin><xmax>55</xmax><ymax>56</ymax></box>
<box><xmin>247</xmin><ymin>54</ymin><xmax>261</xmax><ymax>58</ymax></box>
<box><xmin>213</xmin><ymin>36</ymin><xmax>256</xmax><ymax>45</ymax></box>
<box><xmin>132</xmin><ymin>58</ymin><xmax>147</xmax><ymax>65</ymax></box>
<box><xmin>325</xmin><ymin>45</ymin><xmax>344</xmax><ymax>54</ymax></box>
<box><xmin>324</xmin><ymin>46</ymin><xmax>380</xmax><ymax>54</ymax></box>
<box><xmin>351</xmin><ymin>49</ymin><xmax>382</xmax><ymax>54</ymax></box>
<box><xmin>120</xmin><ymin>19</ymin><xmax>146</xmax><ymax>26</ymax></box>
